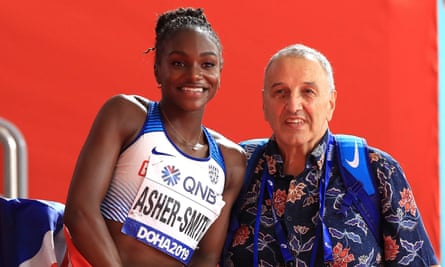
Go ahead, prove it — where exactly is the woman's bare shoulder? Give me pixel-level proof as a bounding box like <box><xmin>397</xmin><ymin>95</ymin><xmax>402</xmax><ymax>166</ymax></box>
<box><xmin>95</xmin><ymin>94</ymin><xmax>152</xmax><ymax>145</ymax></box>
<box><xmin>105</xmin><ymin>94</ymin><xmax>150</xmax><ymax>112</ymax></box>
<box><xmin>207</xmin><ymin>128</ymin><xmax>245</xmax><ymax>156</ymax></box>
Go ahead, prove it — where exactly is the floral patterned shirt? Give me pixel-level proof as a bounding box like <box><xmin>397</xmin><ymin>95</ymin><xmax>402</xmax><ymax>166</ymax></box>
<box><xmin>223</xmin><ymin>131</ymin><xmax>438</xmax><ymax>267</ymax></box>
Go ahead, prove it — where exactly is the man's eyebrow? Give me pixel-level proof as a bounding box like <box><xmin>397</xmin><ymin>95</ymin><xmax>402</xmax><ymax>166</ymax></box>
<box><xmin>303</xmin><ymin>81</ymin><xmax>317</xmax><ymax>86</ymax></box>
<box><xmin>270</xmin><ymin>81</ymin><xmax>317</xmax><ymax>87</ymax></box>
<box><xmin>270</xmin><ymin>82</ymin><xmax>285</xmax><ymax>88</ymax></box>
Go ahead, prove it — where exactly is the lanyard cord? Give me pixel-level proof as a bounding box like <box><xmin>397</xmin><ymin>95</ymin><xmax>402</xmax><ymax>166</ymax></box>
<box><xmin>310</xmin><ymin>133</ymin><xmax>334</xmax><ymax>266</ymax></box>
<box><xmin>254</xmin><ymin>169</ymin><xmax>294</xmax><ymax>266</ymax></box>
<box><xmin>254</xmin><ymin>133</ymin><xmax>335</xmax><ymax>267</ymax></box>
<box><xmin>253</xmin><ymin>172</ymin><xmax>266</xmax><ymax>267</ymax></box>
<box><xmin>265</xmin><ymin>177</ymin><xmax>295</xmax><ymax>265</ymax></box>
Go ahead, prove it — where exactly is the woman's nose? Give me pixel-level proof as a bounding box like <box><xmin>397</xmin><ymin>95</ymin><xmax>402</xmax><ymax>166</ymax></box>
<box><xmin>189</xmin><ymin>64</ymin><xmax>203</xmax><ymax>79</ymax></box>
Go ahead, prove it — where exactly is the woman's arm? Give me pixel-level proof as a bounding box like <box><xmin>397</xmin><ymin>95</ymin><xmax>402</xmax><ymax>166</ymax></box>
<box><xmin>189</xmin><ymin>133</ymin><xmax>246</xmax><ymax>267</ymax></box>
<box><xmin>63</xmin><ymin>94</ymin><xmax>146</xmax><ymax>266</ymax></box>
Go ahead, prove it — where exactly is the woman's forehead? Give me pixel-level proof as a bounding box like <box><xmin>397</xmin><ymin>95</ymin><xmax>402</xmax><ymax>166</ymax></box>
<box><xmin>162</xmin><ymin>28</ymin><xmax>219</xmax><ymax>53</ymax></box>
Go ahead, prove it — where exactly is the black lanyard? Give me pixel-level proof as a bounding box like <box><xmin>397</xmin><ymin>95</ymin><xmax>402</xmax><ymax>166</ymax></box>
<box><xmin>253</xmin><ymin>133</ymin><xmax>335</xmax><ymax>267</ymax></box>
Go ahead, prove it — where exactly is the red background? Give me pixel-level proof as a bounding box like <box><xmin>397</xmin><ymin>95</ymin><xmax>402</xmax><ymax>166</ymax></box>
<box><xmin>0</xmin><ymin>0</ymin><xmax>440</xmax><ymax>257</ymax></box>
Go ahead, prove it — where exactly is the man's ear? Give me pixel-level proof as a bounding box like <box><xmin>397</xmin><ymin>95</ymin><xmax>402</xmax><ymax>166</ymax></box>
<box><xmin>327</xmin><ymin>89</ymin><xmax>337</xmax><ymax>121</ymax></box>
<box><xmin>262</xmin><ymin>90</ymin><xmax>268</xmax><ymax>121</ymax></box>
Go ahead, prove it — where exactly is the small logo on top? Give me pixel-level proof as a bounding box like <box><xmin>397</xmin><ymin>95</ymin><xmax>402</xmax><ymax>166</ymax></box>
<box><xmin>162</xmin><ymin>165</ymin><xmax>181</xmax><ymax>186</ymax></box>
<box><xmin>152</xmin><ymin>147</ymin><xmax>175</xmax><ymax>157</ymax></box>
<box><xmin>208</xmin><ymin>164</ymin><xmax>219</xmax><ymax>184</ymax></box>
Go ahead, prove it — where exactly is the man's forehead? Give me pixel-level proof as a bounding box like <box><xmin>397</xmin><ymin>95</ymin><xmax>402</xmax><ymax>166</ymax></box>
<box><xmin>263</xmin><ymin>55</ymin><xmax>330</xmax><ymax>90</ymax></box>
<box><xmin>270</xmin><ymin>54</ymin><xmax>319</xmax><ymax>67</ymax></box>
<box><xmin>266</xmin><ymin>56</ymin><xmax>323</xmax><ymax>78</ymax></box>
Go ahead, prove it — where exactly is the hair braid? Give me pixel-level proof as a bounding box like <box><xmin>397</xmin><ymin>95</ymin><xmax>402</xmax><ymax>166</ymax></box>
<box><xmin>154</xmin><ymin>7</ymin><xmax>222</xmax><ymax>65</ymax></box>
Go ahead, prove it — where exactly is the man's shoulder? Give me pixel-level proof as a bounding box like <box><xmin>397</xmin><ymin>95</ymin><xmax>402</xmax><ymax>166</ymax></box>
<box><xmin>335</xmin><ymin>134</ymin><xmax>402</xmax><ymax>175</ymax></box>
<box><xmin>333</xmin><ymin>133</ymin><xmax>397</xmax><ymax>163</ymax></box>
<box><xmin>239</xmin><ymin>138</ymin><xmax>269</xmax><ymax>148</ymax></box>
<box><xmin>238</xmin><ymin>138</ymin><xmax>269</xmax><ymax>162</ymax></box>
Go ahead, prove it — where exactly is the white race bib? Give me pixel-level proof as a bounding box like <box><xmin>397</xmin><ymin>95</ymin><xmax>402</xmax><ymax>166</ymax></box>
<box><xmin>122</xmin><ymin>151</ymin><xmax>225</xmax><ymax>264</ymax></box>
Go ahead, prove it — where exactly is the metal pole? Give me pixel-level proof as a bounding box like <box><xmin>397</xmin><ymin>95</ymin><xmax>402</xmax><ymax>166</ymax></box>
<box><xmin>0</xmin><ymin>118</ymin><xmax>28</xmax><ymax>198</ymax></box>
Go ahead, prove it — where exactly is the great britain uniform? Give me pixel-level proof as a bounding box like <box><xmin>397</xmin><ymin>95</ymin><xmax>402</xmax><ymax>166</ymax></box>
<box><xmin>100</xmin><ymin>101</ymin><xmax>226</xmax><ymax>265</ymax></box>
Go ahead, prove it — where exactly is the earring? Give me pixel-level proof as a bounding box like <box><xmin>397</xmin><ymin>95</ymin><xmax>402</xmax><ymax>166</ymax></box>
<box><xmin>144</xmin><ymin>47</ymin><xmax>156</xmax><ymax>54</ymax></box>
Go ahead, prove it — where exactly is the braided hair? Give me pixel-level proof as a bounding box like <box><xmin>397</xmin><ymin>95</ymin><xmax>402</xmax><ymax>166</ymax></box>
<box><xmin>153</xmin><ymin>7</ymin><xmax>223</xmax><ymax>66</ymax></box>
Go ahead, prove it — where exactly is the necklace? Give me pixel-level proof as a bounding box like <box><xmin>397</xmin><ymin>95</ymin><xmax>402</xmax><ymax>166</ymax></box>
<box><xmin>160</xmin><ymin>107</ymin><xmax>204</xmax><ymax>151</ymax></box>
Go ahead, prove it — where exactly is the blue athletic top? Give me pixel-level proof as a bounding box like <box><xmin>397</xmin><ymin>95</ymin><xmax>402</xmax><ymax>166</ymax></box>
<box><xmin>100</xmin><ymin>101</ymin><xmax>226</xmax><ymax>223</ymax></box>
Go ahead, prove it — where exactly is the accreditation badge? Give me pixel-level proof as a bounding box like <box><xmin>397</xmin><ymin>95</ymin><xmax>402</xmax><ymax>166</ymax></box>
<box><xmin>121</xmin><ymin>150</ymin><xmax>225</xmax><ymax>265</ymax></box>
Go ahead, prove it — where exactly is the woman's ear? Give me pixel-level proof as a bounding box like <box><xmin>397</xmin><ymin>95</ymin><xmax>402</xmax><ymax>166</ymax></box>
<box><xmin>154</xmin><ymin>64</ymin><xmax>160</xmax><ymax>84</ymax></box>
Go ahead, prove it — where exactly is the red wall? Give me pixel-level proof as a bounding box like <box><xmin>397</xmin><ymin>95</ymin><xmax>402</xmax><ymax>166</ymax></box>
<box><xmin>1</xmin><ymin>0</ymin><xmax>440</xmax><ymax>257</ymax></box>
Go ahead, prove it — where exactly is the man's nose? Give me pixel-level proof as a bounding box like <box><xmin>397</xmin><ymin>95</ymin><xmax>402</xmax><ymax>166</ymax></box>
<box><xmin>286</xmin><ymin>92</ymin><xmax>303</xmax><ymax>113</ymax></box>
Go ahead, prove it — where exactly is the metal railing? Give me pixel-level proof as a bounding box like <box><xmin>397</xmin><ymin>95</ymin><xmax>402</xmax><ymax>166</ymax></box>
<box><xmin>0</xmin><ymin>118</ymin><xmax>27</xmax><ymax>198</ymax></box>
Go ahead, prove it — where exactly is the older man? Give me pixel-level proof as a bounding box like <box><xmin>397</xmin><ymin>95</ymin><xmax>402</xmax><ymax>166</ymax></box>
<box><xmin>222</xmin><ymin>44</ymin><xmax>440</xmax><ymax>267</ymax></box>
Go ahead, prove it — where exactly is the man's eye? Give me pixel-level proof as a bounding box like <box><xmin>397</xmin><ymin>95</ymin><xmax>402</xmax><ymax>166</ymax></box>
<box><xmin>273</xmin><ymin>89</ymin><xmax>288</xmax><ymax>98</ymax></box>
<box><xmin>303</xmin><ymin>88</ymin><xmax>316</xmax><ymax>95</ymax></box>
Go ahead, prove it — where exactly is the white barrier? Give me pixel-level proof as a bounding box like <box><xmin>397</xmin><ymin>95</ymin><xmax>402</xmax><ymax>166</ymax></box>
<box><xmin>0</xmin><ymin>118</ymin><xmax>27</xmax><ymax>198</ymax></box>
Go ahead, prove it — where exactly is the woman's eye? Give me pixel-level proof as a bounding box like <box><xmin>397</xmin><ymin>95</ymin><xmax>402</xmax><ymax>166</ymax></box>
<box><xmin>202</xmin><ymin>62</ymin><xmax>216</xmax><ymax>69</ymax></box>
<box><xmin>172</xmin><ymin>61</ymin><xmax>185</xmax><ymax>68</ymax></box>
